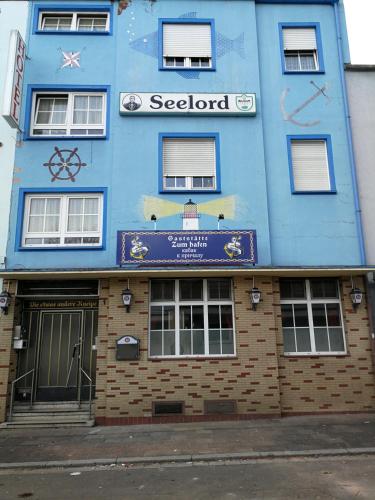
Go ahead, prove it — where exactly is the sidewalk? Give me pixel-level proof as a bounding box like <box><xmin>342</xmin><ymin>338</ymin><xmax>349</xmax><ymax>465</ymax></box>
<box><xmin>0</xmin><ymin>413</ymin><xmax>375</xmax><ymax>469</ymax></box>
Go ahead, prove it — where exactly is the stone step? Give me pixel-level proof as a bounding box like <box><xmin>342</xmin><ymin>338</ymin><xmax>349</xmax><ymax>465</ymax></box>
<box><xmin>1</xmin><ymin>419</ymin><xmax>95</xmax><ymax>429</ymax></box>
<box><xmin>11</xmin><ymin>412</ymin><xmax>91</xmax><ymax>418</ymax></box>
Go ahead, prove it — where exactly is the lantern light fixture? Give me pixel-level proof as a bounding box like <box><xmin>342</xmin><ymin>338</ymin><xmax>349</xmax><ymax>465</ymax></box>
<box><xmin>350</xmin><ymin>287</ymin><xmax>363</xmax><ymax>310</ymax></box>
<box><xmin>0</xmin><ymin>290</ymin><xmax>11</xmax><ymax>315</ymax></box>
<box><xmin>121</xmin><ymin>279</ymin><xmax>133</xmax><ymax>313</ymax></box>
<box><xmin>249</xmin><ymin>277</ymin><xmax>261</xmax><ymax>311</ymax></box>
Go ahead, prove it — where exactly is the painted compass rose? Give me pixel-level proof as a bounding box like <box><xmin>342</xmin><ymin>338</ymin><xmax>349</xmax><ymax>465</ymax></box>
<box><xmin>43</xmin><ymin>147</ymin><xmax>87</xmax><ymax>182</ymax></box>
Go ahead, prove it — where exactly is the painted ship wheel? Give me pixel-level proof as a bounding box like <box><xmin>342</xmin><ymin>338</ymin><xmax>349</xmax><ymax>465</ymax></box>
<box><xmin>43</xmin><ymin>147</ymin><xmax>87</xmax><ymax>182</ymax></box>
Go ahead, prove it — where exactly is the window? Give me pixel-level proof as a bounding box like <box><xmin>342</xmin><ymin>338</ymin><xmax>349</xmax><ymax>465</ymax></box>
<box><xmin>287</xmin><ymin>136</ymin><xmax>336</xmax><ymax>193</ymax></box>
<box><xmin>280</xmin><ymin>278</ymin><xmax>346</xmax><ymax>355</ymax></box>
<box><xmin>149</xmin><ymin>279</ymin><xmax>235</xmax><ymax>357</ymax></box>
<box><xmin>30</xmin><ymin>91</ymin><xmax>106</xmax><ymax>137</ymax></box>
<box><xmin>38</xmin><ymin>11</ymin><xmax>110</xmax><ymax>33</ymax></box>
<box><xmin>280</xmin><ymin>24</ymin><xmax>324</xmax><ymax>73</ymax></box>
<box><xmin>160</xmin><ymin>135</ymin><xmax>219</xmax><ymax>192</ymax></box>
<box><xmin>22</xmin><ymin>193</ymin><xmax>103</xmax><ymax>247</ymax></box>
<box><xmin>160</xmin><ymin>20</ymin><xmax>215</xmax><ymax>70</ymax></box>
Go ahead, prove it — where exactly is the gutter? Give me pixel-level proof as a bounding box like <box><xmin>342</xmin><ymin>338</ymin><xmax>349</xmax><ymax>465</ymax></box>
<box><xmin>334</xmin><ymin>3</ymin><xmax>366</xmax><ymax>265</ymax></box>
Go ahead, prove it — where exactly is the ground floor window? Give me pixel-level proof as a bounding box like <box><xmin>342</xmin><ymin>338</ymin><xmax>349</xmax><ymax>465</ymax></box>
<box><xmin>280</xmin><ymin>278</ymin><xmax>346</xmax><ymax>355</ymax></box>
<box><xmin>149</xmin><ymin>278</ymin><xmax>235</xmax><ymax>357</ymax></box>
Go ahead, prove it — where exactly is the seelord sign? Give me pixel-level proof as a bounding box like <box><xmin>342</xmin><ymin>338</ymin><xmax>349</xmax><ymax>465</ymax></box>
<box><xmin>119</xmin><ymin>92</ymin><xmax>256</xmax><ymax>116</ymax></box>
<box><xmin>117</xmin><ymin>230</ymin><xmax>257</xmax><ymax>266</ymax></box>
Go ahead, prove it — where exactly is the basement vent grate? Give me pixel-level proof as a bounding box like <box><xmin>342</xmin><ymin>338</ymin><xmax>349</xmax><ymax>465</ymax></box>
<box><xmin>204</xmin><ymin>400</ymin><xmax>237</xmax><ymax>415</ymax></box>
<box><xmin>153</xmin><ymin>401</ymin><xmax>184</xmax><ymax>416</ymax></box>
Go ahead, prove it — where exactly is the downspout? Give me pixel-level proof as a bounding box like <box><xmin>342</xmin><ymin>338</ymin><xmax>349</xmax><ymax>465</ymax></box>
<box><xmin>334</xmin><ymin>2</ymin><xmax>366</xmax><ymax>265</ymax></box>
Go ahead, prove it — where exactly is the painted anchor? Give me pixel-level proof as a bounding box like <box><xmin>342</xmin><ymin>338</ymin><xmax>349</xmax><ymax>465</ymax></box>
<box><xmin>280</xmin><ymin>81</ymin><xmax>331</xmax><ymax>127</ymax></box>
<box><xmin>43</xmin><ymin>147</ymin><xmax>87</xmax><ymax>182</ymax></box>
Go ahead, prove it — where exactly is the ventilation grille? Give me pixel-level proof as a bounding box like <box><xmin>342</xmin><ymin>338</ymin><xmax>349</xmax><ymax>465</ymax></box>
<box><xmin>153</xmin><ymin>401</ymin><xmax>184</xmax><ymax>416</ymax></box>
<box><xmin>204</xmin><ymin>400</ymin><xmax>237</xmax><ymax>415</ymax></box>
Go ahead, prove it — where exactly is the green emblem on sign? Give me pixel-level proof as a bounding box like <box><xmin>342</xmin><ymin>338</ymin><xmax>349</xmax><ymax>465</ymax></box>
<box><xmin>236</xmin><ymin>94</ymin><xmax>254</xmax><ymax>112</ymax></box>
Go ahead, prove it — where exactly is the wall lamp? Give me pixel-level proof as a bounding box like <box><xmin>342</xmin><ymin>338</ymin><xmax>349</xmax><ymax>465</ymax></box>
<box><xmin>250</xmin><ymin>277</ymin><xmax>261</xmax><ymax>311</ymax></box>
<box><xmin>217</xmin><ymin>214</ymin><xmax>224</xmax><ymax>230</ymax></box>
<box><xmin>151</xmin><ymin>214</ymin><xmax>157</xmax><ymax>230</ymax></box>
<box><xmin>121</xmin><ymin>279</ymin><xmax>133</xmax><ymax>313</ymax></box>
<box><xmin>0</xmin><ymin>290</ymin><xmax>12</xmax><ymax>315</ymax></box>
<box><xmin>350</xmin><ymin>277</ymin><xmax>363</xmax><ymax>311</ymax></box>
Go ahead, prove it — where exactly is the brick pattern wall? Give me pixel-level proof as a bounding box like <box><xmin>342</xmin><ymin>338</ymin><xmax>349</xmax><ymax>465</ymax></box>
<box><xmin>273</xmin><ymin>277</ymin><xmax>375</xmax><ymax>414</ymax></box>
<box><xmin>95</xmin><ymin>276</ymin><xmax>282</xmax><ymax>424</ymax></box>
<box><xmin>0</xmin><ymin>280</ymin><xmax>17</xmax><ymax>424</ymax></box>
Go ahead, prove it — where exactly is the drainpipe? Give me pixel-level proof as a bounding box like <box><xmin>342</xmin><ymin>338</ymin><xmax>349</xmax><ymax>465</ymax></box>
<box><xmin>334</xmin><ymin>2</ymin><xmax>366</xmax><ymax>266</ymax></box>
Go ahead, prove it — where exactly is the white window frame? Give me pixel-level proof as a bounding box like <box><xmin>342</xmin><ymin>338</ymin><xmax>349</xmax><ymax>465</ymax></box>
<box><xmin>163</xmin><ymin>56</ymin><xmax>212</xmax><ymax>69</ymax></box>
<box><xmin>149</xmin><ymin>279</ymin><xmax>236</xmax><ymax>358</ymax></box>
<box><xmin>284</xmin><ymin>50</ymin><xmax>318</xmax><ymax>72</ymax></box>
<box><xmin>280</xmin><ymin>279</ymin><xmax>347</xmax><ymax>356</ymax></box>
<box><xmin>30</xmin><ymin>91</ymin><xmax>106</xmax><ymax>137</ymax></box>
<box><xmin>39</xmin><ymin>11</ymin><xmax>110</xmax><ymax>32</ymax></box>
<box><xmin>22</xmin><ymin>193</ymin><xmax>103</xmax><ymax>248</ymax></box>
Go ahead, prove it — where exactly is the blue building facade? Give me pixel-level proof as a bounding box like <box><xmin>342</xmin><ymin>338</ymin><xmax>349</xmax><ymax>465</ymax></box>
<box><xmin>1</xmin><ymin>0</ymin><xmax>373</xmax><ymax>425</ymax></box>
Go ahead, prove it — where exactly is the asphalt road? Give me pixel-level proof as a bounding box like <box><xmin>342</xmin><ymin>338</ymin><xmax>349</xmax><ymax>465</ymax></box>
<box><xmin>0</xmin><ymin>455</ymin><xmax>374</xmax><ymax>500</ymax></box>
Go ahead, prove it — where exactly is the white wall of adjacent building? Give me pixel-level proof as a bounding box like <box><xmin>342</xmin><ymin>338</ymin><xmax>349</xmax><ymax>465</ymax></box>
<box><xmin>346</xmin><ymin>66</ymin><xmax>375</xmax><ymax>265</ymax></box>
<box><xmin>0</xmin><ymin>1</ymin><xmax>28</xmax><ymax>280</ymax></box>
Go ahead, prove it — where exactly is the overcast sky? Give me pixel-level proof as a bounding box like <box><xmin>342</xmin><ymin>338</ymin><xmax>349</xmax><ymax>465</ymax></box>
<box><xmin>344</xmin><ymin>0</ymin><xmax>375</xmax><ymax>64</ymax></box>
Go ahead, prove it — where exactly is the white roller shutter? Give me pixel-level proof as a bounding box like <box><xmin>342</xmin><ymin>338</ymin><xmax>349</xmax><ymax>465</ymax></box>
<box><xmin>291</xmin><ymin>140</ymin><xmax>330</xmax><ymax>191</ymax></box>
<box><xmin>163</xmin><ymin>23</ymin><xmax>212</xmax><ymax>58</ymax></box>
<box><xmin>163</xmin><ymin>138</ymin><xmax>216</xmax><ymax>177</ymax></box>
<box><xmin>283</xmin><ymin>28</ymin><xmax>317</xmax><ymax>50</ymax></box>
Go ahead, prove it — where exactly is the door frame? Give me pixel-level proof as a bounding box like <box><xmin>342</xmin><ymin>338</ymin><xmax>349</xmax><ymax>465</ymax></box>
<box><xmin>34</xmin><ymin>309</ymin><xmax>84</xmax><ymax>402</ymax></box>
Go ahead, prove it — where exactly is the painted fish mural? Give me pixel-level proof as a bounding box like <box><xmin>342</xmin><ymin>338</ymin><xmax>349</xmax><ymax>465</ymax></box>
<box><xmin>129</xmin><ymin>12</ymin><xmax>245</xmax><ymax>79</ymax></box>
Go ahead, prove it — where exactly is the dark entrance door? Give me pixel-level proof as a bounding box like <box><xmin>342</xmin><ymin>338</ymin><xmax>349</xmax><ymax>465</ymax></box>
<box><xmin>36</xmin><ymin>311</ymin><xmax>82</xmax><ymax>401</ymax></box>
<box><xmin>16</xmin><ymin>307</ymin><xmax>97</xmax><ymax>402</ymax></box>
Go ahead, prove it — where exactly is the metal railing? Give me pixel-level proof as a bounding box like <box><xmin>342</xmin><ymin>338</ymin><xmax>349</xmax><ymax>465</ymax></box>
<box><xmin>78</xmin><ymin>367</ymin><xmax>93</xmax><ymax>419</ymax></box>
<box><xmin>9</xmin><ymin>368</ymin><xmax>35</xmax><ymax>422</ymax></box>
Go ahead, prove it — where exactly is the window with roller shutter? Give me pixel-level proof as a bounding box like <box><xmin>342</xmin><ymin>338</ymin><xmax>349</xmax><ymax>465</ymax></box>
<box><xmin>287</xmin><ymin>136</ymin><xmax>336</xmax><ymax>194</ymax></box>
<box><xmin>279</xmin><ymin>23</ymin><xmax>325</xmax><ymax>73</ymax></box>
<box><xmin>159</xmin><ymin>19</ymin><xmax>215</xmax><ymax>70</ymax></box>
<box><xmin>159</xmin><ymin>135</ymin><xmax>220</xmax><ymax>193</ymax></box>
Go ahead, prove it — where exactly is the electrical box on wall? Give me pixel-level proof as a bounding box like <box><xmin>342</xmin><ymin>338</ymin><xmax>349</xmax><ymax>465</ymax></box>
<box><xmin>116</xmin><ymin>335</ymin><xmax>140</xmax><ymax>361</ymax></box>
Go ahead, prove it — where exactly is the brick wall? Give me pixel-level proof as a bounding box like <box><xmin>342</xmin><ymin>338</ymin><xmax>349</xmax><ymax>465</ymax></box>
<box><xmin>95</xmin><ymin>276</ymin><xmax>282</xmax><ymax>424</ymax></box>
<box><xmin>0</xmin><ymin>280</ymin><xmax>17</xmax><ymax>424</ymax></box>
<box><xmin>273</xmin><ymin>277</ymin><xmax>375</xmax><ymax>414</ymax></box>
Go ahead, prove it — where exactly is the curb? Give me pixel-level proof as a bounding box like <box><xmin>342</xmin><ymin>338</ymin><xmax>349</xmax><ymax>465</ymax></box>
<box><xmin>1</xmin><ymin>448</ymin><xmax>375</xmax><ymax>470</ymax></box>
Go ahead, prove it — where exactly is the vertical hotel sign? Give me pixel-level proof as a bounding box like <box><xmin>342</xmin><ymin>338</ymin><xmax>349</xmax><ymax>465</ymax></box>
<box><xmin>2</xmin><ymin>30</ymin><xmax>26</xmax><ymax>129</ymax></box>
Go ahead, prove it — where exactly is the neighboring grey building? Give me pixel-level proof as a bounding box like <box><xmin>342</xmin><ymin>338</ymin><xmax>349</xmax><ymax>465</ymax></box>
<box><xmin>346</xmin><ymin>65</ymin><xmax>375</xmax><ymax>338</ymax></box>
<box><xmin>0</xmin><ymin>1</ymin><xmax>28</xmax><ymax>278</ymax></box>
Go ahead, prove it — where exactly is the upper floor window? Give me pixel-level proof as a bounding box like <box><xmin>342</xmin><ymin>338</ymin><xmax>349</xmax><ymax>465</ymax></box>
<box><xmin>22</xmin><ymin>193</ymin><xmax>103</xmax><ymax>248</ymax></box>
<box><xmin>280</xmin><ymin>24</ymin><xmax>325</xmax><ymax>73</ymax></box>
<box><xmin>159</xmin><ymin>19</ymin><xmax>215</xmax><ymax>70</ymax></box>
<box><xmin>280</xmin><ymin>278</ymin><xmax>346</xmax><ymax>355</ymax></box>
<box><xmin>160</xmin><ymin>134</ymin><xmax>220</xmax><ymax>193</ymax></box>
<box><xmin>37</xmin><ymin>10</ymin><xmax>110</xmax><ymax>33</ymax></box>
<box><xmin>287</xmin><ymin>136</ymin><xmax>336</xmax><ymax>194</ymax></box>
<box><xmin>30</xmin><ymin>91</ymin><xmax>107</xmax><ymax>137</ymax></box>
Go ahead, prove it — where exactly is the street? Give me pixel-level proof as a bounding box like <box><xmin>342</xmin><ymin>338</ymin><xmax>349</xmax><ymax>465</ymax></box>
<box><xmin>1</xmin><ymin>455</ymin><xmax>374</xmax><ymax>500</ymax></box>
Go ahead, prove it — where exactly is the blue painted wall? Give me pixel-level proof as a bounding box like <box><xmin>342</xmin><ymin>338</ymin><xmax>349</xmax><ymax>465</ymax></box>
<box><xmin>6</xmin><ymin>0</ymin><xmax>361</xmax><ymax>270</ymax></box>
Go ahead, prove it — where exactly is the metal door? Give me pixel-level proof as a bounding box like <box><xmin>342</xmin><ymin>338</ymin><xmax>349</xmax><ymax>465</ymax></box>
<box><xmin>36</xmin><ymin>311</ymin><xmax>83</xmax><ymax>401</ymax></box>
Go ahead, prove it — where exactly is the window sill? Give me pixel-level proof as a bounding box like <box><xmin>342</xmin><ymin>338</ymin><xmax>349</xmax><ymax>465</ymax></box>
<box><xmin>34</xmin><ymin>30</ymin><xmax>111</xmax><ymax>36</ymax></box>
<box><xmin>148</xmin><ymin>355</ymin><xmax>237</xmax><ymax>361</ymax></box>
<box><xmin>26</xmin><ymin>135</ymin><xmax>107</xmax><ymax>141</ymax></box>
<box><xmin>159</xmin><ymin>67</ymin><xmax>216</xmax><ymax>72</ymax></box>
<box><xmin>283</xmin><ymin>352</ymin><xmax>348</xmax><ymax>357</ymax></box>
<box><xmin>18</xmin><ymin>245</ymin><xmax>104</xmax><ymax>252</ymax></box>
<box><xmin>283</xmin><ymin>70</ymin><xmax>325</xmax><ymax>75</ymax></box>
<box><xmin>292</xmin><ymin>190</ymin><xmax>337</xmax><ymax>195</ymax></box>
<box><xmin>159</xmin><ymin>189</ymin><xmax>221</xmax><ymax>195</ymax></box>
